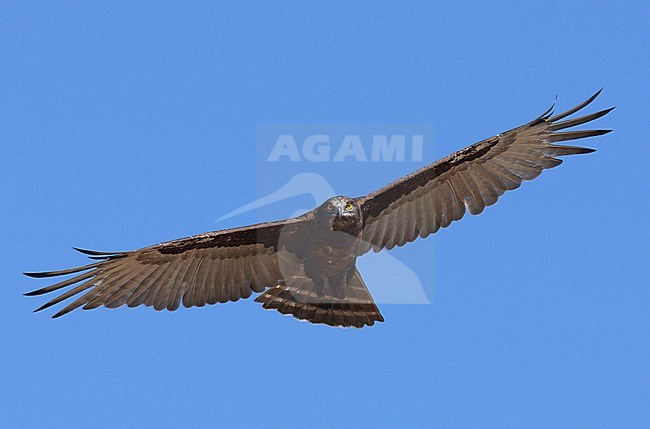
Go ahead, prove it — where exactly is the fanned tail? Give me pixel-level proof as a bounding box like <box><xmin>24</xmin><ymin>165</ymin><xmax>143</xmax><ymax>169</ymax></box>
<box><xmin>255</xmin><ymin>269</ymin><xmax>384</xmax><ymax>328</ymax></box>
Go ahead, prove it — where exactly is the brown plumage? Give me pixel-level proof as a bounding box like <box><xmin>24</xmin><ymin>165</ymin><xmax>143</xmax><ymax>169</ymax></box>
<box><xmin>25</xmin><ymin>90</ymin><xmax>613</xmax><ymax>328</ymax></box>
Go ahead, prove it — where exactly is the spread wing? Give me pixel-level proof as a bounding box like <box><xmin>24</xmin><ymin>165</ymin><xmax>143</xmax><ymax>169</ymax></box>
<box><xmin>357</xmin><ymin>90</ymin><xmax>614</xmax><ymax>253</ymax></box>
<box><xmin>25</xmin><ymin>215</ymin><xmax>311</xmax><ymax>318</ymax></box>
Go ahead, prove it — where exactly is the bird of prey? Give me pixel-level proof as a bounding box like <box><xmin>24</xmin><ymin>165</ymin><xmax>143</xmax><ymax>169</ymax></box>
<box><xmin>25</xmin><ymin>91</ymin><xmax>613</xmax><ymax>328</ymax></box>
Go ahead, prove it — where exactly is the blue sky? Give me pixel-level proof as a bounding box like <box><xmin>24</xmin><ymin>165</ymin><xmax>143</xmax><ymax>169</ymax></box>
<box><xmin>2</xmin><ymin>1</ymin><xmax>649</xmax><ymax>428</ymax></box>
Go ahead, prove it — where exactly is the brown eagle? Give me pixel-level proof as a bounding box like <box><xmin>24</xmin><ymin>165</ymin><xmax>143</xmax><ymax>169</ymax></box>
<box><xmin>25</xmin><ymin>91</ymin><xmax>613</xmax><ymax>328</ymax></box>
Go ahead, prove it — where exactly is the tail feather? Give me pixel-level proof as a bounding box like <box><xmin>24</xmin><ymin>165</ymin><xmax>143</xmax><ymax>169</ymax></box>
<box><xmin>255</xmin><ymin>269</ymin><xmax>384</xmax><ymax>328</ymax></box>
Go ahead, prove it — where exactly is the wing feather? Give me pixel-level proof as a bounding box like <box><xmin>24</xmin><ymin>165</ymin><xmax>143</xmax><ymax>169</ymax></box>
<box><xmin>180</xmin><ymin>255</ymin><xmax>203</xmax><ymax>308</ymax></box>
<box><xmin>53</xmin><ymin>289</ymin><xmax>97</xmax><ymax>318</ymax></box>
<box><xmin>127</xmin><ymin>261</ymin><xmax>173</xmax><ymax>307</ymax></box>
<box><xmin>34</xmin><ymin>280</ymin><xmax>95</xmax><ymax>313</ymax></box>
<box><xmin>105</xmin><ymin>265</ymin><xmax>159</xmax><ymax>309</ymax></box>
<box><xmin>358</xmin><ymin>91</ymin><xmax>613</xmax><ymax>253</ymax></box>
<box><xmin>25</xmin><ymin>215</ymin><xmax>310</xmax><ymax>317</ymax></box>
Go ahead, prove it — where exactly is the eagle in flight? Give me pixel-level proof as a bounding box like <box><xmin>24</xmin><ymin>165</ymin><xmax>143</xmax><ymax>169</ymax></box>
<box><xmin>25</xmin><ymin>91</ymin><xmax>613</xmax><ymax>328</ymax></box>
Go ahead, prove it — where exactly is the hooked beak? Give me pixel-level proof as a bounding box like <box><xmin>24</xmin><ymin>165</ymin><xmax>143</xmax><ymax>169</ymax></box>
<box><xmin>335</xmin><ymin>206</ymin><xmax>344</xmax><ymax>219</ymax></box>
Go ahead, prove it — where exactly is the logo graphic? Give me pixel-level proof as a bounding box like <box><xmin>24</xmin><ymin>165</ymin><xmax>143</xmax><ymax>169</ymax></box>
<box><xmin>266</xmin><ymin>133</ymin><xmax>424</xmax><ymax>162</ymax></box>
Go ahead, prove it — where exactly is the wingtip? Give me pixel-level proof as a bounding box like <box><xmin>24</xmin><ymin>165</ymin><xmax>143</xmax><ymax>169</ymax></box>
<box><xmin>24</xmin><ymin>271</ymin><xmax>48</xmax><ymax>279</ymax></box>
<box><xmin>73</xmin><ymin>247</ymin><xmax>107</xmax><ymax>256</ymax></box>
<box><xmin>33</xmin><ymin>305</ymin><xmax>67</xmax><ymax>318</ymax></box>
<box><xmin>33</xmin><ymin>303</ymin><xmax>49</xmax><ymax>313</ymax></box>
<box><xmin>589</xmin><ymin>105</ymin><xmax>614</xmax><ymax>116</ymax></box>
<box><xmin>547</xmin><ymin>90</ymin><xmax>610</xmax><ymax>123</ymax></box>
<box><xmin>24</xmin><ymin>286</ymin><xmax>52</xmax><ymax>296</ymax></box>
<box><xmin>587</xmin><ymin>88</ymin><xmax>604</xmax><ymax>105</ymax></box>
<box><xmin>584</xmin><ymin>87</ymin><xmax>604</xmax><ymax>103</ymax></box>
<box><xmin>538</xmin><ymin>97</ymin><xmax>557</xmax><ymax>121</ymax></box>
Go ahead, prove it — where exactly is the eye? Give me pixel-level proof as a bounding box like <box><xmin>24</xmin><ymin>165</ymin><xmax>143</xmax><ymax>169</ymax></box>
<box><xmin>345</xmin><ymin>201</ymin><xmax>354</xmax><ymax>211</ymax></box>
<box><xmin>326</xmin><ymin>203</ymin><xmax>334</xmax><ymax>212</ymax></box>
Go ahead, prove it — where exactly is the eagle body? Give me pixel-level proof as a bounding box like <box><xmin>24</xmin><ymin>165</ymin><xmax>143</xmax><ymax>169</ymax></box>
<box><xmin>25</xmin><ymin>91</ymin><xmax>614</xmax><ymax>328</ymax></box>
<box><xmin>304</xmin><ymin>197</ymin><xmax>363</xmax><ymax>299</ymax></box>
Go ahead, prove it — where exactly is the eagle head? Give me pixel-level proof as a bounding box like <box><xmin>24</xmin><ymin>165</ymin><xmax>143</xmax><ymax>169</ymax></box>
<box><xmin>316</xmin><ymin>196</ymin><xmax>362</xmax><ymax>234</ymax></box>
